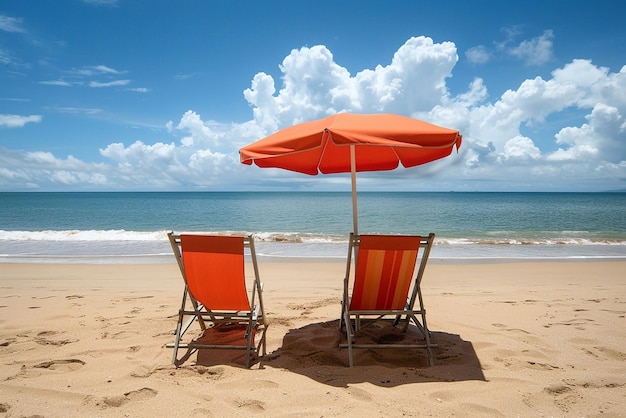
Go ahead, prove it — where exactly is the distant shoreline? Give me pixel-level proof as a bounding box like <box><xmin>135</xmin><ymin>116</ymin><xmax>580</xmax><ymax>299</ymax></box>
<box><xmin>2</xmin><ymin>254</ymin><xmax>624</xmax><ymax>265</ymax></box>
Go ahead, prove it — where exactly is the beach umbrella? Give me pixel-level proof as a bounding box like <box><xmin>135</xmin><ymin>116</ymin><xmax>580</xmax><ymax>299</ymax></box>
<box><xmin>239</xmin><ymin>113</ymin><xmax>462</xmax><ymax>235</ymax></box>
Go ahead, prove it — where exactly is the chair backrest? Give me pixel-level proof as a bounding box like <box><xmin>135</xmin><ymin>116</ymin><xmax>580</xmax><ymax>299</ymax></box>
<box><xmin>180</xmin><ymin>234</ymin><xmax>251</xmax><ymax>311</ymax></box>
<box><xmin>349</xmin><ymin>234</ymin><xmax>421</xmax><ymax>311</ymax></box>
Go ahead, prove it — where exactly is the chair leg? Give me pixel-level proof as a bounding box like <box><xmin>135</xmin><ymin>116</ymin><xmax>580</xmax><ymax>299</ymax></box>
<box><xmin>259</xmin><ymin>323</ymin><xmax>267</xmax><ymax>357</ymax></box>
<box><xmin>256</xmin><ymin>324</ymin><xmax>267</xmax><ymax>367</ymax></box>
<box><xmin>419</xmin><ymin>307</ymin><xmax>434</xmax><ymax>366</ymax></box>
<box><xmin>171</xmin><ymin>310</ymin><xmax>184</xmax><ymax>365</ymax></box>
<box><xmin>171</xmin><ymin>288</ymin><xmax>190</xmax><ymax>365</ymax></box>
<box><xmin>338</xmin><ymin>301</ymin><xmax>344</xmax><ymax>331</ymax></box>
<box><xmin>344</xmin><ymin>312</ymin><xmax>355</xmax><ymax>367</ymax></box>
<box><xmin>424</xmin><ymin>335</ymin><xmax>434</xmax><ymax>367</ymax></box>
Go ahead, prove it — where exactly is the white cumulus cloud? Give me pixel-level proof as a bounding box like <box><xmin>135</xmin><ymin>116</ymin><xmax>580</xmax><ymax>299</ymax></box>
<box><xmin>1</xmin><ymin>36</ymin><xmax>625</xmax><ymax>192</ymax></box>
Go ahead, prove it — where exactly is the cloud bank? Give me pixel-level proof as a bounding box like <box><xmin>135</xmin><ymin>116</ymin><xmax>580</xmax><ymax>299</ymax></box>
<box><xmin>1</xmin><ymin>36</ymin><xmax>625</xmax><ymax>191</ymax></box>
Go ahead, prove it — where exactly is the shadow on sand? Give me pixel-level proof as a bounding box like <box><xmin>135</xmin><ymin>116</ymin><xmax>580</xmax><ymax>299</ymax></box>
<box><xmin>192</xmin><ymin>319</ymin><xmax>485</xmax><ymax>387</ymax></box>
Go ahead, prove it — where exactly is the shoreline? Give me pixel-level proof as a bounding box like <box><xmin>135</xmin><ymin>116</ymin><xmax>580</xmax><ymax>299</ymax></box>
<box><xmin>1</xmin><ymin>253</ymin><xmax>625</xmax><ymax>265</ymax></box>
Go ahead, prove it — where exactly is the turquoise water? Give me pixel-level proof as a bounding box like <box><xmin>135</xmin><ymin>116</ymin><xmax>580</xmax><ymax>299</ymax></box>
<box><xmin>1</xmin><ymin>192</ymin><xmax>625</xmax><ymax>263</ymax></box>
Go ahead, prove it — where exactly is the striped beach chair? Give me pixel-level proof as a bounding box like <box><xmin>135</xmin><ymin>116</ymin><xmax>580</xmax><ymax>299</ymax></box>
<box><xmin>340</xmin><ymin>233</ymin><xmax>436</xmax><ymax>367</ymax></box>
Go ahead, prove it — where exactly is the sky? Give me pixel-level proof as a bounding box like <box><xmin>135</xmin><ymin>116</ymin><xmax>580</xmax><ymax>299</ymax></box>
<box><xmin>1</xmin><ymin>0</ymin><xmax>625</xmax><ymax>192</ymax></box>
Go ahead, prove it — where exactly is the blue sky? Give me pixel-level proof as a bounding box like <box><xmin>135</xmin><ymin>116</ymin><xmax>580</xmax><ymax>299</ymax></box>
<box><xmin>1</xmin><ymin>0</ymin><xmax>625</xmax><ymax>192</ymax></box>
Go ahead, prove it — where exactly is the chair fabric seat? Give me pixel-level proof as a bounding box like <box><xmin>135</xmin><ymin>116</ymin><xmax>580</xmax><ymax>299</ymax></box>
<box><xmin>349</xmin><ymin>235</ymin><xmax>421</xmax><ymax>311</ymax></box>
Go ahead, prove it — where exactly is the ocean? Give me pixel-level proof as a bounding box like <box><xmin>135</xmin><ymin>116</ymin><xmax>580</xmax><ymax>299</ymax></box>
<box><xmin>0</xmin><ymin>192</ymin><xmax>624</xmax><ymax>263</ymax></box>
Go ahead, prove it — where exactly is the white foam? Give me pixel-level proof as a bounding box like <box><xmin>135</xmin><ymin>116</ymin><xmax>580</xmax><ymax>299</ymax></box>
<box><xmin>0</xmin><ymin>229</ymin><xmax>170</xmax><ymax>241</ymax></box>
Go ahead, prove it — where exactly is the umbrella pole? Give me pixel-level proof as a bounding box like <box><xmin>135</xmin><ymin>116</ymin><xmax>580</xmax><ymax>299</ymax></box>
<box><xmin>350</xmin><ymin>145</ymin><xmax>358</xmax><ymax>236</ymax></box>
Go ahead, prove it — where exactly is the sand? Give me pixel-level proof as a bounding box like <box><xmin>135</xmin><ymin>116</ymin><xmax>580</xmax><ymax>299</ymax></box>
<box><xmin>1</xmin><ymin>260</ymin><xmax>625</xmax><ymax>417</ymax></box>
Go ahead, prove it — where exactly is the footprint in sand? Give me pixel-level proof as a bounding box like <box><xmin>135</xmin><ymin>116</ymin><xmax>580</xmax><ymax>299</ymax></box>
<box><xmin>494</xmin><ymin>356</ymin><xmax>560</xmax><ymax>371</ymax></box>
<box><xmin>582</xmin><ymin>346</ymin><xmax>626</xmax><ymax>361</ymax></box>
<box><xmin>0</xmin><ymin>338</ymin><xmax>15</xmax><ymax>347</ymax></box>
<box><xmin>107</xmin><ymin>330</ymin><xmax>135</xmax><ymax>340</ymax></box>
<box><xmin>34</xmin><ymin>358</ymin><xmax>86</xmax><ymax>371</ymax></box>
<box><xmin>233</xmin><ymin>398</ymin><xmax>265</xmax><ymax>412</ymax></box>
<box><xmin>594</xmin><ymin>346</ymin><xmax>626</xmax><ymax>361</ymax></box>
<box><xmin>287</xmin><ymin>297</ymin><xmax>339</xmax><ymax>311</ymax></box>
<box><xmin>129</xmin><ymin>364</ymin><xmax>173</xmax><ymax>379</ymax></box>
<box><xmin>34</xmin><ymin>330</ymin><xmax>78</xmax><ymax>346</ymax></box>
<box><xmin>544</xmin><ymin>317</ymin><xmax>595</xmax><ymax>330</ymax></box>
<box><xmin>544</xmin><ymin>384</ymin><xmax>579</xmax><ymax>412</ymax></box>
<box><xmin>525</xmin><ymin>360</ymin><xmax>560</xmax><ymax>370</ymax></box>
<box><xmin>33</xmin><ymin>331</ymin><xmax>73</xmax><ymax>345</ymax></box>
<box><xmin>8</xmin><ymin>359</ymin><xmax>85</xmax><ymax>379</ymax></box>
<box><xmin>102</xmin><ymin>387</ymin><xmax>158</xmax><ymax>408</ymax></box>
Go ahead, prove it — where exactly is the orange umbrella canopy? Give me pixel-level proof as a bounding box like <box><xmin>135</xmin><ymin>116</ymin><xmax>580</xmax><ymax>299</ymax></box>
<box><xmin>239</xmin><ymin>113</ymin><xmax>462</xmax><ymax>175</ymax></box>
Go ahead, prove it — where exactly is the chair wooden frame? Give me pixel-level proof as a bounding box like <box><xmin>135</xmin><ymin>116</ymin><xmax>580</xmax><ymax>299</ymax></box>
<box><xmin>340</xmin><ymin>233</ymin><xmax>437</xmax><ymax>367</ymax></box>
<box><xmin>167</xmin><ymin>232</ymin><xmax>267</xmax><ymax>368</ymax></box>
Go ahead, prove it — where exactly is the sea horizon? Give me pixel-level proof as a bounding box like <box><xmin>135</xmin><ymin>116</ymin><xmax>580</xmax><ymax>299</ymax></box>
<box><xmin>1</xmin><ymin>191</ymin><xmax>624</xmax><ymax>264</ymax></box>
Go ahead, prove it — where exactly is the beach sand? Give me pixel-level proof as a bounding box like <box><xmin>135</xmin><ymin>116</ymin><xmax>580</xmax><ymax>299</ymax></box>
<box><xmin>1</xmin><ymin>260</ymin><xmax>625</xmax><ymax>417</ymax></box>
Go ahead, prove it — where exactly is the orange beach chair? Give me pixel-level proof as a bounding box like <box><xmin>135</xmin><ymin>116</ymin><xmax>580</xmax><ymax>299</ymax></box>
<box><xmin>167</xmin><ymin>232</ymin><xmax>267</xmax><ymax>368</ymax></box>
<box><xmin>340</xmin><ymin>233</ymin><xmax>436</xmax><ymax>367</ymax></box>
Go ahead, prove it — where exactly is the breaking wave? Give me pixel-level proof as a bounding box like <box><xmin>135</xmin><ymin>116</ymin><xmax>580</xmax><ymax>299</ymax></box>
<box><xmin>1</xmin><ymin>229</ymin><xmax>624</xmax><ymax>246</ymax></box>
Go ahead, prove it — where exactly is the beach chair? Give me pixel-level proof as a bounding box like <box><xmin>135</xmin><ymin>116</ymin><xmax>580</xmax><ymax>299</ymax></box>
<box><xmin>340</xmin><ymin>233</ymin><xmax>436</xmax><ymax>367</ymax></box>
<box><xmin>167</xmin><ymin>232</ymin><xmax>267</xmax><ymax>368</ymax></box>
